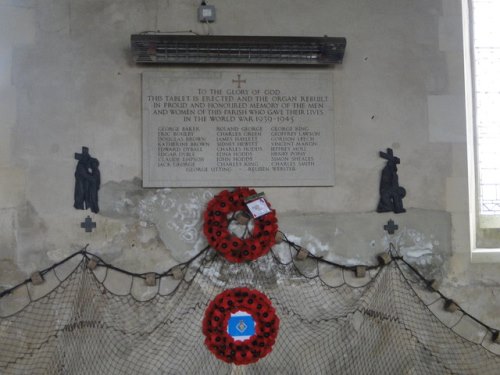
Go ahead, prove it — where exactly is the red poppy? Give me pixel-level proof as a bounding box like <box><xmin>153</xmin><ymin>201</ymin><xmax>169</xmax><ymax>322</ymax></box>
<box><xmin>203</xmin><ymin>188</ymin><xmax>278</xmax><ymax>262</ymax></box>
<box><xmin>202</xmin><ymin>288</ymin><xmax>280</xmax><ymax>365</ymax></box>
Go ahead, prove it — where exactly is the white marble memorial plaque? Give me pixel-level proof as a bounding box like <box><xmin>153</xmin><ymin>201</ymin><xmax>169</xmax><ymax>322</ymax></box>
<box><xmin>142</xmin><ymin>70</ymin><xmax>335</xmax><ymax>187</ymax></box>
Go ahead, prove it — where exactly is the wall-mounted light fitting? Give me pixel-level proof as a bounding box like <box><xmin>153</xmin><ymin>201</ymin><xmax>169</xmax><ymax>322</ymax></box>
<box><xmin>131</xmin><ymin>34</ymin><xmax>346</xmax><ymax>65</ymax></box>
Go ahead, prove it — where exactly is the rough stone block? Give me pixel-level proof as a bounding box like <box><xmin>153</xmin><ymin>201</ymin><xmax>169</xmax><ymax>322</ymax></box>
<box><xmin>34</xmin><ymin>0</ymin><xmax>70</xmax><ymax>35</ymax></box>
<box><xmin>0</xmin><ymin>209</ymin><xmax>16</xmax><ymax>259</ymax></box>
<box><xmin>428</xmin><ymin>95</ymin><xmax>466</xmax><ymax>143</ymax></box>
<box><xmin>438</xmin><ymin>15</ymin><xmax>463</xmax><ymax>52</ymax></box>
<box><xmin>24</xmin><ymin>160</ymin><xmax>74</xmax><ymax>215</ymax></box>
<box><xmin>14</xmin><ymin>202</ymin><xmax>49</xmax><ymax>272</ymax></box>
<box><xmin>0</xmin><ymin>167</ymin><xmax>26</xmax><ymax>208</ymax></box>
<box><xmin>0</xmin><ymin>5</ymin><xmax>36</xmax><ymax>45</ymax></box>
<box><xmin>442</xmin><ymin>0</ymin><xmax>462</xmax><ymax>16</ymax></box>
<box><xmin>0</xmin><ymin>94</ymin><xmax>15</xmax><ymax>153</ymax></box>
<box><xmin>446</xmin><ymin>176</ymin><xmax>468</xmax><ymax>213</ymax></box>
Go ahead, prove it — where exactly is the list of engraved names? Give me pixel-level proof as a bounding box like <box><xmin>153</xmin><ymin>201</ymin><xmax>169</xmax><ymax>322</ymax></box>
<box><xmin>143</xmin><ymin>71</ymin><xmax>334</xmax><ymax>187</ymax></box>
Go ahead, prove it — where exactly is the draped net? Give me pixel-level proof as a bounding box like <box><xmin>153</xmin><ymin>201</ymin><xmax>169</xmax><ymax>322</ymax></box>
<box><xmin>0</xmin><ymin>247</ymin><xmax>499</xmax><ymax>375</ymax></box>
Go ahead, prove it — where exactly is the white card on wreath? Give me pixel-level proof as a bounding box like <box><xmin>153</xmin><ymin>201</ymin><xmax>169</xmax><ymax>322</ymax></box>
<box><xmin>246</xmin><ymin>198</ymin><xmax>272</xmax><ymax>219</ymax></box>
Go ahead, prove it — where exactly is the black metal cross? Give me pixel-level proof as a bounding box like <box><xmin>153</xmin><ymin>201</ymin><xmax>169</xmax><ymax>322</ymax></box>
<box><xmin>379</xmin><ymin>148</ymin><xmax>400</xmax><ymax>165</ymax></box>
<box><xmin>232</xmin><ymin>74</ymin><xmax>246</xmax><ymax>88</ymax></box>
<box><xmin>384</xmin><ymin>219</ymin><xmax>398</xmax><ymax>235</ymax></box>
<box><xmin>74</xmin><ymin>146</ymin><xmax>89</xmax><ymax>162</ymax></box>
<box><xmin>81</xmin><ymin>216</ymin><xmax>96</xmax><ymax>233</ymax></box>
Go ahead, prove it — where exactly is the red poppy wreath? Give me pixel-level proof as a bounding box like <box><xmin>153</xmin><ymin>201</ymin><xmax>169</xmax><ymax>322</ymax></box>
<box><xmin>202</xmin><ymin>288</ymin><xmax>280</xmax><ymax>365</ymax></box>
<box><xmin>203</xmin><ymin>188</ymin><xmax>278</xmax><ymax>263</ymax></box>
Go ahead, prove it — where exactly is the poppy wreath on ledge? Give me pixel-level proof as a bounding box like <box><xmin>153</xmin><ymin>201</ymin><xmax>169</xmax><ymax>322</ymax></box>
<box><xmin>202</xmin><ymin>288</ymin><xmax>280</xmax><ymax>365</ymax></box>
<box><xmin>203</xmin><ymin>187</ymin><xmax>278</xmax><ymax>263</ymax></box>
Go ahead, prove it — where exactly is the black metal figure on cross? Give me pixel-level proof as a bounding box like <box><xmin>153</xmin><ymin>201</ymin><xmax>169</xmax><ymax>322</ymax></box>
<box><xmin>74</xmin><ymin>147</ymin><xmax>100</xmax><ymax>214</ymax></box>
<box><xmin>81</xmin><ymin>216</ymin><xmax>96</xmax><ymax>233</ymax></box>
<box><xmin>376</xmin><ymin>148</ymin><xmax>406</xmax><ymax>214</ymax></box>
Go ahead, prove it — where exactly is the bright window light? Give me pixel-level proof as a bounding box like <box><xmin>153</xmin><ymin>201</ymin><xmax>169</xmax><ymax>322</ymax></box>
<box><xmin>472</xmin><ymin>0</ymin><xmax>500</xmax><ymax>221</ymax></box>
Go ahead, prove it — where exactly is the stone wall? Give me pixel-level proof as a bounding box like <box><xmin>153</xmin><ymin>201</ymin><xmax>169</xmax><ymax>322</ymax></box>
<box><xmin>0</xmin><ymin>0</ymin><xmax>498</xmax><ymax>329</ymax></box>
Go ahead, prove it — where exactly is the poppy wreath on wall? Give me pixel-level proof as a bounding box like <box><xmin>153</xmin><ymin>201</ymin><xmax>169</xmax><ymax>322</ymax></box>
<box><xmin>203</xmin><ymin>187</ymin><xmax>278</xmax><ymax>263</ymax></box>
<box><xmin>202</xmin><ymin>288</ymin><xmax>280</xmax><ymax>365</ymax></box>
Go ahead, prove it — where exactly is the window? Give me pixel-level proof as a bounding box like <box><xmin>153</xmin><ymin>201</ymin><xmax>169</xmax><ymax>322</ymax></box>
<box><xmin>464</xmin><ymin>0</ymin><xmax>500</xmax><ymax>261</ymax></box>
<box><xmin>473</xmin><ymin>0</ymin><xmax>500</xmax><ymax>227</ymax></box>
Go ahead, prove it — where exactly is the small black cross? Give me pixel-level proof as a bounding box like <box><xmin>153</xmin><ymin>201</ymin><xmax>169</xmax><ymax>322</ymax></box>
<box><xmin>81</xmin><ymin>216</ymin><xmax>96</xmax><ymax>233</ymax></box>
<box><xmin>379</xmin><ymin>148</ymin><xmax>400</xmax><ymax>165</ymax></box>
<box><xmin>232</xmin><ymin>74</ymin><xmax>246</xmax><ymax>88</ymax></box>
<box><xmin>384</xmin><ymin>219</ymin><xmax>398</xmax><ymax>235</ymax></box>
<box><xmin>74</xmin><ymin>146</ymin><xmax>89</xmax><ymax>162</ymax></box>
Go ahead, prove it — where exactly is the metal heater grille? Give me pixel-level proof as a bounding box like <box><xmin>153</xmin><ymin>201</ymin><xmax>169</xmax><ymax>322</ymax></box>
<box><xmin>131</xmin><ymin>35</ymin><xmax>346</xmax><ymax>65</ymax></box>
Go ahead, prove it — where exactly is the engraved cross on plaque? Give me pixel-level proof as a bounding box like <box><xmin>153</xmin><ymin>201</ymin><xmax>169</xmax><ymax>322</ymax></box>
<box><xmin>232</xmin><ymin>74</ymin><xmax>246</xmax><ymax>88</ymax></box>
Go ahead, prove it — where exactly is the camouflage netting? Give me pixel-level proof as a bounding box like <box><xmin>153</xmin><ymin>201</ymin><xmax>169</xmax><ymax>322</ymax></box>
<box><xmin>1</xmin><ymin>245</ymin><xmax>499</xmax><ymax>374</ymax></box>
